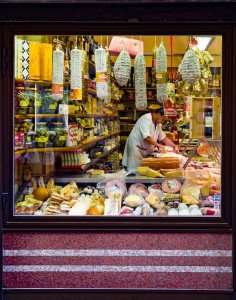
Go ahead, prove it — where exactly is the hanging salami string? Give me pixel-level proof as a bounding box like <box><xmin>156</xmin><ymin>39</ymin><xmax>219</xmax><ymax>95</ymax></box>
<box><xmin>52</xmin><ymin>37</ymin><xmax>64</xmax><ymax>100</ymax></box>
<box><xmin>70</xmin><ymin>36</ymin><xmax>83</xmax><ymax>101</ymax></box>
<box><xmin>95</xmin><ymin>46</ymin><xmax>109</xmax><ymax>100</ymax></box>
<box><xmin>155</xmin><ymin>38</ymin><xmax>168</xmax><ymax>103</ymax></box>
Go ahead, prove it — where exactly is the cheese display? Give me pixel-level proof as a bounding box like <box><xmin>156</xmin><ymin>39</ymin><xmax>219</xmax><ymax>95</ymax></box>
<box><xmin>14</xmin><ymin>34</ymin><xmax>222</xmax><ymax>218</ymax></box>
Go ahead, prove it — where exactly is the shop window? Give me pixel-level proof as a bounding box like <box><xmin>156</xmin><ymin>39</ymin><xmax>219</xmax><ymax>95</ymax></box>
<box><xmin>14</xmin><ymin>35</ymin><xmax>222</xmax><ymax>218</ymax></box>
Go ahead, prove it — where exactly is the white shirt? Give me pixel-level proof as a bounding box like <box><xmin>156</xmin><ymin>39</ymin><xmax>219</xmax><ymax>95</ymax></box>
<box><xmin>122</xmin><ymin>113</ymin><xmax>166</xmax><ymax>171</ymax></box>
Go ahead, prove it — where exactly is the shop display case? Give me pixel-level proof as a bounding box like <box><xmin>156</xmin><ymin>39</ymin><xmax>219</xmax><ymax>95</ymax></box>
<box><xmin>0</xmin><ymin>23</ymin><xmax>233</xmax><ymax>231</ymax></box>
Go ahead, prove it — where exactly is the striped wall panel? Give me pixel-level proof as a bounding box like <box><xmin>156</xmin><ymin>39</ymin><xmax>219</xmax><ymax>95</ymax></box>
<box><xmin>3</xmin><ymin>233</ymin><xmax>232</xmax><ymax>290</ymax></box>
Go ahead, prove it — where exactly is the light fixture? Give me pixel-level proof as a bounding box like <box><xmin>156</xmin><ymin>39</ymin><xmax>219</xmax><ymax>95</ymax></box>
<box><xmin>195</xmin><ymin>36</ymin><xmax>212</xmax><ymax>51</ymax></box>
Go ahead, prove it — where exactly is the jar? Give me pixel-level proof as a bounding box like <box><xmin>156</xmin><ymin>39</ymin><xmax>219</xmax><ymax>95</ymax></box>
<box><xmin>50</xmin><ymin>122</ymin><xmax>67</xmax><ymax>147</ymax></box>
<box><xmin>35</xmin><ymin>122</ymin><xmax>49</xmax><ymax>148</ymax></box>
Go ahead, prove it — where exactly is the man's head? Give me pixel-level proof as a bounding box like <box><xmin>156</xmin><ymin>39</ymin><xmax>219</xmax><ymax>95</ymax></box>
<box><xmin>149</xmin><ymin>104</ymin><xmax>165</xmax><ymax>124</ymax></box>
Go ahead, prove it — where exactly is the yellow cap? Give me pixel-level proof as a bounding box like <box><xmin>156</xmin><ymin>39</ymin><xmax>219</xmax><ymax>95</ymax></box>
<box><xmin>148</xmin><ymin>104</ymin><xmax>161</xmax><ymax>111</ymax></box>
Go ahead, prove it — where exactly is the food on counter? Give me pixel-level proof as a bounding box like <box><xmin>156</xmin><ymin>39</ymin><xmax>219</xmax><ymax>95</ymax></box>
<box><xmin>141</xmin><ymin>157</ymin><xmax>180</xmax><ymax>170</ymax></box>
<box><xmin>162</xmin><ymin>179</ymin><xmax>181</xmax><ymax>194</ymax></box>
<box><xmin>120</xmin><ymin>206</ymin><xmax>134</xmax><ymax>216</ymax></box>
<box><xmin>104</xmin><ymin>191</ymin><xmax>122</xmax><ymax>215</ymax></box>
<box><xmin>33</xmin><ymin>186</ymin><xmax>49</xmax><ymax>201</ymax></box>
<box><xmin>104</xmin><ymin>179</ymin><xmax>127</xmax><ymax>198</ymax></box>
<box><xmin>16</xmin><ymin>195</ymin><xmax>42</xmax><ymax>215</ymax></box>
<box><xmin>160</xmin><ymin>168</ymin><xmax>183</xmax><ymax>178</ymax></box>
<box><xmin>137</xmin><ymin>166</ymin><xmax>164</xmax><ymax>178</ymax></box>
<box><xmin>145</xmin><ymin>192</ymin><xmax>160</xmax><ymax>208</ymax></box>
<box><xmin>128</xmin><ymin>183</ymin><xmax>149</xmax><ymax>198</ymax></box>
<box><xmin>124</xmin><ymin>194</ymin><xmax>144</xmax><ymax>208</ymax></box>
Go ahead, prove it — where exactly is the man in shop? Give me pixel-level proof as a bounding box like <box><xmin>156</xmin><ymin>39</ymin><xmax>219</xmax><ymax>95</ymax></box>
<box><xmin>122</xmin><ymin>104</ymin><xmax>178</xmax><ymax>172</ymax></box>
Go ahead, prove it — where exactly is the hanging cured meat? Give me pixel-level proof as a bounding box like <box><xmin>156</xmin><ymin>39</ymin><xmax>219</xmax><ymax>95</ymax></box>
<box><xmin>179</xmin><ymin>48</ymin><xmax>201</xmax><ymax>84</ymax></box>
<box><xmin>154</xmin><ymin>42</ymin><xmax>168</xmax><ymax>103</ymax></box>
<box><xmin>52</xmin><ymin>46</ymin><xmax>64</xmax><ymax>100</ymax></box>
<box><xmin>114</xmin><ymin>50</ymin><xmax>131</xmax><ymax>87</ymax></box>
<box><xmin>95</xmin><ymin>47</ymin><xmax>110</xmax><ymax>101</ymax></box>
<box><xmin>134</xmin><ymin>54</ymin><xmax>147</xmax><ymax>110</ymax></box>
<box><xmin>70</xmin><ymin>47</ymin><xmax>83</xmax><ymax>100</ymax></box>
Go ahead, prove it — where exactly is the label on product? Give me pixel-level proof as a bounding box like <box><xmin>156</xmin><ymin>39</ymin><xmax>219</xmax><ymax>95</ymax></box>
<box><xmin>59</xmin><ymin>136</ymin><xmax>66</xmax><ymax>141</ymax></box>
<box><xmin>205</xmin><ymin>116</ymin><xmax>213</xmax><ymax>127</ymax></box>
<box><xmin>96</xmin><ymin>72</ymin><xmax>108</xmax><ymax>83</ymax></box>
<box><xmin>59</xmin><ymin>104</ymin><xmax>68</xmax><ymax>115</ymax></box>
<box><xmin>20</xmin><ymin>100</ymin><xmax>29</xmax><ymax>107</ymax></box>
<box><xmin>35</xmin><ymin>136</ymin><xmax>48</xmax><ymax>143</ymax></box>
<box><xmin>49</xmin><ymin>103</ymin><xmax>57</xmax><ymax>110</ymax></box>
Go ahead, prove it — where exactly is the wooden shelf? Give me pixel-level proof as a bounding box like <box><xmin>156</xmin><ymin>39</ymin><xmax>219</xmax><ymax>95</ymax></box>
<box><xmin>15</xmin><ymin>113</ymin><xmax>118</xmax><ymax>119</ymax></box>
<box><xmin>15</xmin><ymin>132</ymin><xmax>120</xmax><ymax>155</ymax></box>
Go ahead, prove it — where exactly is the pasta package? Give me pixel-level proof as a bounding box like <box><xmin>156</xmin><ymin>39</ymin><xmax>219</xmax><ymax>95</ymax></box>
<box><xmin>114</xmin><ymin>50</ymin><xmax>131</xmax><ymax>87</ymax></box>
<box><xmin>134</xmin><ymin>54</ymin><xmax>147</xmax><ymax>110</ymax></box>
<box><xmin>52</xmin><ymin>46</ymin><xmax>64</xmax><ymax>100</ymax></box>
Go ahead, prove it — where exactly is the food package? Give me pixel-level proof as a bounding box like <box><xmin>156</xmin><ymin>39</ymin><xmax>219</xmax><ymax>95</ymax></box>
<box><xmin>104</xmin><ymin>192</ymin><xmax>122</xmax><ymax>215</ymax></box>
<box><xmin>114</xmin><ymin>50</ymin><xmax>131</xmax><ymax>87</ymax></box>
<box><xmin>181</xmin><ymin>180</ymin><xmax>201</xmax><ymax>205</ymax></box>
<box><xmin>162</xmin><ymin>179</ymin><xmax>181</xmax><ymax>194</ymax></box>
<box><xmin>120</xmin><ymin>206</ymin><xmax>134</xmax><ymax>216</ymax></box>
<box><xmin>155</xmin><ymin>42</ymin><xmax>167</xmax><ymax>73</ymax></box>
<box><xmin>95</xmin><ymin>47</ymin><xmax>110</xmax><ymax>101</ymax></box>
<box><xmin>137</xmin><ymin>166</ymin><xmax>164</xmax><ymax>178</ymax></box>
<box><xmin>104</xmin><ymin>179</ymin><xmax>127</xmax><ymax>198</ymax></box>
<box><xmin>109</xmin><ymin>36</ymin><xmax>144</xmax><ymax>58</ymax></box>
<box><xmin>134</xmin><ymin>54</ymin><xmax>147</xmax><ymax>110</ymax></box>
<box><xmin>141</xmin><ymin>157</ymin><xmax>180</xmax><ymax>170</ymax></box>
<box><xmin>124</xmin><ymin>194</ymin><xmax>144</xmax><ymax>208</ymax></box>
<box><xmin>40</xmin><ymin>43</ymin><xmax>53</xmax><ymax>81</ymax></box>
<box><xmin>52</xmin><ymin>46</ymin><xmax>64</xmax><ymax>100</ymax></box>
<box><xmin>29</xmin><ymin>41</ymin><xmax>41</xmax><ymax>80</ymax></box>
<box><xmin>145</xmin><ymin>192</ymin><xmax>160</xmax><ymax>208</ymax></box>
<box><xmin>179</xmin><ymin>49</ymin><xmax>201</xmax><ymax>84</ymax></box>
<box><xmin>128</xmin><ymin>183</ymin><xmax>149</xmax><ymax>198</ymax></box>
<box><xmin>69</xmin><ymin>194</ymin><xmax>92</xmax><ymax>216</ymax></box>
<box><xmin>70</xmin><ymin>48</ymin><xmax>83</xmax><ymax>100</ymax></box>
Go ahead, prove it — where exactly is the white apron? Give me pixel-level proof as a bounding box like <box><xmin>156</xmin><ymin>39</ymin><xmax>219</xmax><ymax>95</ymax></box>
<box><xmin>122</xmin><ymin>113</ymin><xmax>166</xmax><ymax>172</ymax></box>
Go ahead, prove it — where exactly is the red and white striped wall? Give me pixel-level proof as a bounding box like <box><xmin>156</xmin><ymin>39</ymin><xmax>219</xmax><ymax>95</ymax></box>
<box><xmin>3</xmin><ymin>233</ymin><xmax>232</xmax><ymax>290</ymax></box>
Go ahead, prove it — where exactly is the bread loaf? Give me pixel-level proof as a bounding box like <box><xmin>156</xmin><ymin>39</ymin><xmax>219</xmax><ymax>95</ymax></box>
<box><xmin>141</xmin><ymin>157</ymin><xmax>180</xmax><ymax>170</ymax></box>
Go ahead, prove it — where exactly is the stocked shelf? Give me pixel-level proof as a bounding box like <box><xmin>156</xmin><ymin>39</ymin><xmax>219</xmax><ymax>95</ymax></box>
<box><xmin>15</xmin><ymin>113</ymin><xmax>118</xmax><ymax>119</ymax></box>
<box><xmin>15</xmin><ymin>131</ymin><xmax>120</xmax><ymax>155</ymax></box>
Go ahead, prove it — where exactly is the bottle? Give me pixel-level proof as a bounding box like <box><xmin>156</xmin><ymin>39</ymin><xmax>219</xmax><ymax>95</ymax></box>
<box><xmin>204</xmin><ymin>108</ymin><xmax>213</xmax><ymax>138</ymax></box>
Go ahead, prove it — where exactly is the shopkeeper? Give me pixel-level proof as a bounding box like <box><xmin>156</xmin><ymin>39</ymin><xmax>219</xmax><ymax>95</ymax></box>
<box><xmin>122</xmin><ymin>104</ymin><xmax>178</xmax><ymax>172</ymax></box>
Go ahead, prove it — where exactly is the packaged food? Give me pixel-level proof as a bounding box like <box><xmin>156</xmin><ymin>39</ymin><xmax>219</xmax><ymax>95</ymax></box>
<box><xmin>162</xmin><ymin>179</ymin><xmax>181</xmax><ymax>194</ymax></box>
<box><xmin>134</xmin><ymin>54</ymin><xmax>147</xmax><ymax>110</ymax></box>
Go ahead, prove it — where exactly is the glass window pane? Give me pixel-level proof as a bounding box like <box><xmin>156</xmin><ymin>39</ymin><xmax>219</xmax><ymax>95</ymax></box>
<box><xmin>14</xmin><ymin>35</ymin><xmax>222</xmax><ymax>217</ymax></box>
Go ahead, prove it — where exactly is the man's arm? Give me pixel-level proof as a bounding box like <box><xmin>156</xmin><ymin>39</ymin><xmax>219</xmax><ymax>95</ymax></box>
<box><xmin>144</xmin><ymin>136</ymin><xmax>158</xmax><ymax>146</ymax></box>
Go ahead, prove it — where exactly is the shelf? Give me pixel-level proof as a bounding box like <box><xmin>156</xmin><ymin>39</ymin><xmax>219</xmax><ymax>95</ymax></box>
<box><xmin>55</xmin><ymin>174</ymin><xmax>184</xmax><ymax>184</ymax></box>
<box><xmin>122</xmin><ymin>87</ymin><xmax>156</xmax><ymax>90</ymax></box>
<box><xmin>15</xmin><ymin>132</ymin><xmax>120</xmax><ymax>155</ymax></box>
<box><xmin>15</xmin><ymin>113</ymin><xmax>118</xmax><ymax>119</ymax></box>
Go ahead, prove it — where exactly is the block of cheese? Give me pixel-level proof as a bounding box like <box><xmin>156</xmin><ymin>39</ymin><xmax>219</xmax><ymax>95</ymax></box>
<box><xmin>141</xmin><ymin>157</ymin><xmax>180</xmax><ymax>170</ymax></box>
